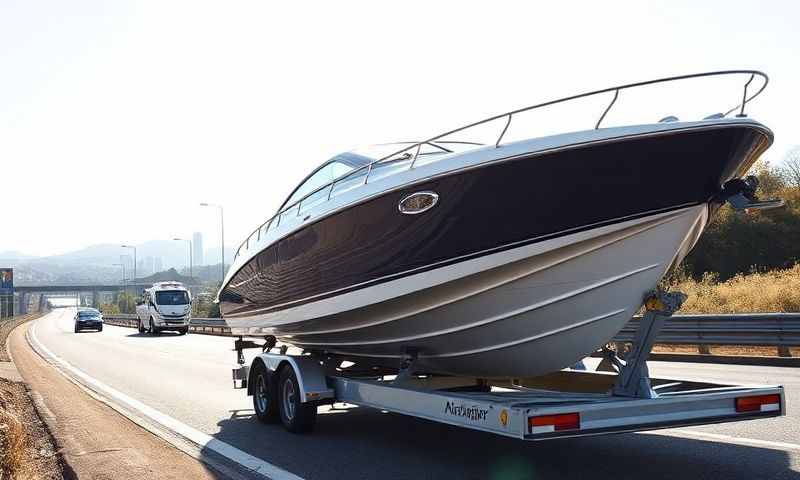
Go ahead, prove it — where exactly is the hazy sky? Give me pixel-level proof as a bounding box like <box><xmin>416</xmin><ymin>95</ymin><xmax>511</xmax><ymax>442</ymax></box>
<box><xmin>2</xmin><ymin>1</ymin><xmax>799</xmax><ymax>257</ymax></box>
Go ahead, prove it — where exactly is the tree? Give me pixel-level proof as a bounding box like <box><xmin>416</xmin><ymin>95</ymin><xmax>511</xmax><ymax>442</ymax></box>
<box><xmin>781</xmin><ymin>146</ymin><xmax>800</xmax><ymax>189</ymax></box>
<box><xmin>750</xmin><ymin>159</ymin><xmax>785</xmax><ymax>196</ymax></box>
<box><xmin>99</xmin><ymin>303</ymin><xmax>121</xmax><ymax>315</ymax></box>
<box><xmin>116</xmin><ymin>292</ymin><xmax>137</xmax><ymax>314</ymax></box>
<box><xmin>681</xmin><ymin>159</ymin><xmax>800</xmax><ymax>281</ymax></box>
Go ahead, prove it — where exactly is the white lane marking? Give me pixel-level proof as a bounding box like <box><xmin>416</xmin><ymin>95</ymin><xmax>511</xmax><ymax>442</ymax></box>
<box><xmin>647</xmin><ymin>428</ymin><xmax>800</xmax><ymax>452</ymax></box>
<box><xmin>29</xmin><ymin>321</ymin><xmax>303</xmax><ymax>480</ymax></box>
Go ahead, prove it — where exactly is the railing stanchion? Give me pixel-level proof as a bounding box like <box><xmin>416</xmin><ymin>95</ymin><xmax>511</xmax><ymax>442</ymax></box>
<box><xmin>595</xmin><ymin>89</ymin><xmax>619</xmax><ymax>130</ymax></box>
<box><xmin>495</xmin><ymin>114</ymin><xmax>512</xmax><ymax>148</ymax></box>
<box><xmin>409</xmin><ymin>143</ymin><xmax>423</xmax><ymax>169</ymax></box>
<box><xmin>738</xmin><ymin>74</ymin><xmax>755</xmax><ymax>117</ymax></box>
<box><xmin>364</xmin><ymin>163</ymin><xmax>373</xmax><ymax>185</ymax></box>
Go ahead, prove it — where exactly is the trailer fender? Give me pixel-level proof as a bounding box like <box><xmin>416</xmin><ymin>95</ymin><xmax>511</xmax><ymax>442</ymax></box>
<box><xmin>253</xmin><ymin>353</ymin><xmax>334</xmax><ymax>403</ymax></box>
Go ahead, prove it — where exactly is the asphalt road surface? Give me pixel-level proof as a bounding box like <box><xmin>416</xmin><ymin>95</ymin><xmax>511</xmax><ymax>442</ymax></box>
<box><xmin>30</xmin><ymin>309</ymin><xmax>800</xmax><ymax>479</ymax></box>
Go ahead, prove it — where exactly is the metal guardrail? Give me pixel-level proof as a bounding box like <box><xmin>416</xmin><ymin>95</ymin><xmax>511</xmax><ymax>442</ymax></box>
<box><xmin>614</xmin><ymin>313</ymin><xmax>800</xmax><ymax>347</ymax></box>
<box><xmin>102</xmin><ymin>314</ymin><xmax>234</xmax><ymax>336</ymax></box>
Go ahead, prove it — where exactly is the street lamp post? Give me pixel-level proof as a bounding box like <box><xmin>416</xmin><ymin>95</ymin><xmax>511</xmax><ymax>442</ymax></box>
<box><xmin>200</xmin><ymin>202</ymin><xmax>225</xmax><ymax>284</ymax></box>
<box><xmin>173</xmin><ymin>237</ymin><xmax>193</xmax><ymax>281</ymax></box>
<box><xmin>121</xmin><ymin>244</ymin><xmax>137</xmax><ymax>297</ymax></box>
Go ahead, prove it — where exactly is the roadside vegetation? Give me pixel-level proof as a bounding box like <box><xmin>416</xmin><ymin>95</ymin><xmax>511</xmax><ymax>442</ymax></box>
<box><xmin>0</xmin><ymin>398</ymin><xmax>27</xmax><ymax>479</ymax></box>
<box><xmin>0</xmin><ymin>379</ymin><xmax>62</xmax><ymax>480</ymax></box>
<box><xmin>98</xmin><ymin>291</ymin><xmax>137</xmax><ymax>315</ymax></box>
<box><xmin>660</xmin><ymin>155</ymin><xmax>800</xmax><ymax>314</ymax></box>
<box><xmin>681</xmin><ymin>157</ymin><xmax>800</xmax><ymax>282</ymax></box>
<box><xmin>668</xmin><ymin>264</ymin><xmax>800</xmax><ymax>314</ymax></box>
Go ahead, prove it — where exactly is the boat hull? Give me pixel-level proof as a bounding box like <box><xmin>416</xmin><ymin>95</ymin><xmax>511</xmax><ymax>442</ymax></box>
<box><xmin>232</xmin><ymin>205</ymin><xmax>707</xmax><ymax>377</ymax></box>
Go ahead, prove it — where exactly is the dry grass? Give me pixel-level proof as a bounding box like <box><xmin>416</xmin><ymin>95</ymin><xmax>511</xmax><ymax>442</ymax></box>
<box><xmin>653</xmin><ymin>344</ymin><xmax>800</xmax><ymax>357</ymax></box>
<box><xmin>0</xmin><ymin>379</ymin><xmax>62</xmax><ymax>480</ymax></box>
<box><xmin>670</xmin><ymin>263</ymin><xmax>800</xmax><ymax>314</ymax></box>
<box><xmin>0</xmin><ymin>408</ymin><xmax>30</xmax><ymax>479</ymax></box>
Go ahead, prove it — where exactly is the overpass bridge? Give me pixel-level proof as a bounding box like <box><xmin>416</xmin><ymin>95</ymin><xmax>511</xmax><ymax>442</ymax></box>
<box><xmin>14</xmin><ymin>284</ymin><xmax>152</xmax><ymax>314</ymax></box>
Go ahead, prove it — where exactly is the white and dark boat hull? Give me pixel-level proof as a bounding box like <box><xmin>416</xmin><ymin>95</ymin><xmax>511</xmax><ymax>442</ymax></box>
<box><xmin>228</xmin><ymin>205</ymin><xmax>707</xmax><ymax>376</ymax></box>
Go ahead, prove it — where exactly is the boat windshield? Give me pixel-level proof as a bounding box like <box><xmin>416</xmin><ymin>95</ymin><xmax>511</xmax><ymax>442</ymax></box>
<box><xmin>351</xmin><ymin>141</ymin><xmax>483</xmax><ymax>162</ymax></box>
<box><xmin>279</xmin><ymin>142</ymin><xmax>480</xmax><ymax>212</ymax></box>
<box><xmin>280</xmin><ymin>152</ymin><xmax>372</xmax><ymax>211</ymax></box>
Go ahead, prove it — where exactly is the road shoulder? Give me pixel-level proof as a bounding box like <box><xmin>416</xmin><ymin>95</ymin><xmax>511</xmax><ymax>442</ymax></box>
<box><xmin>9</xmin><ymin>319</ymin><xmax>222</xmax><ymax>480</ymax></box>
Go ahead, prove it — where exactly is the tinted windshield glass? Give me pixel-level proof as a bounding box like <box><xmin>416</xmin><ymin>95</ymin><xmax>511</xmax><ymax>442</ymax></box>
<box><xmin>78</xmin><ymin>311</ymin><xmax>101</xmax><ymax>318</ymax></box>
<box><xmin>156</xmin><ymin>291</ymin><xmax>190</xmax><ymax>305</ymax></box>
<box><xmin>283</xmin><ymin>161</ymin><xmax>353</xmax><ymax>209</ymax></box>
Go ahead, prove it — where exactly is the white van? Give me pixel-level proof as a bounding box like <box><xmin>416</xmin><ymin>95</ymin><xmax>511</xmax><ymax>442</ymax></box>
<box><xmin>136</xmin><ymin>282</ymin><xmax>192</xmax><ymax>335</ymax></box>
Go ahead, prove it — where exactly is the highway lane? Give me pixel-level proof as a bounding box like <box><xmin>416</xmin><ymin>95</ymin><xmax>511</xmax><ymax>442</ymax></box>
<box><xmin>30</xmin><ymin>309</ymin><xmax>799</xmax><ymax>479</ymax></box>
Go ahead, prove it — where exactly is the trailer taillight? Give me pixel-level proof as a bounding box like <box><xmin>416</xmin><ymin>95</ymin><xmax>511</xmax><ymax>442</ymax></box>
<box><xmin>529</xmin><ymin>412</ymin><xmax>580</xmax><ymax>433</ymax></box>
<box><xmin>735</xmin><ymin>394</ymin><xmax>780</xmax><ymax>413</ymax></box>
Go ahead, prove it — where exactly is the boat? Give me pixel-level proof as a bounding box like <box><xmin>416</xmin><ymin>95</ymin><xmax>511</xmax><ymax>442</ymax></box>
<box><xmin>219</xmin><ymin>71</ymin><xmax>779</xmax><ymax>377</ymax></box>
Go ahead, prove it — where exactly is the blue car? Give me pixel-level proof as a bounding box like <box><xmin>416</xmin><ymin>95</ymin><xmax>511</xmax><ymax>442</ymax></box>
<box><xmin>74</xmin><ymin>308</ymin><xmax>104</xmax><ymax>333</ymax></box>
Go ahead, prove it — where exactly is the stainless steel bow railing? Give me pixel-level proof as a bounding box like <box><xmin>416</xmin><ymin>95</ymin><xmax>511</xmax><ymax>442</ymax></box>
<box><xmin>234</xmin><ymin>70</ymin><xmax>769</xmax><ymax>260</ymax></box>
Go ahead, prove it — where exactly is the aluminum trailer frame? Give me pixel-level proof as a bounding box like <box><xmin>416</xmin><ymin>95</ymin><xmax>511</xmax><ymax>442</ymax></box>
<box><xmin>237</xmin><ymin>353</ymin><xmax>784</xmax><ymax>440</ymax></box>
<box><xmin>231</xmin><ymin>290</ymin><xmax>786</xmax><ymax>439</ymax></box>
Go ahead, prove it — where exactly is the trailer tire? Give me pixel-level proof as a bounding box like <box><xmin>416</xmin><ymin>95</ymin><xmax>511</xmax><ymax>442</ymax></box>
<box><xmin>278</xmin><ymin>366</ymin><xmax>316</xmax><ymax>433</ymax></box>
<box><xmin>252</xmin><ymin>363</ymin><xmax>279</xmax><ymax>423</ymax></box>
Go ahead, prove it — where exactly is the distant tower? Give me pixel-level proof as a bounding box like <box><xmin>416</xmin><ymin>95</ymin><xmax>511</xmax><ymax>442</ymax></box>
<box><xmin>193</xmin><ymin>232</ymin><xmax>204</xmax><ymax>266</ymax></box>
<box><xmin>154</xmin><ymin>256</ymin><xmax>163</xmax><ymax>273</ymax></box>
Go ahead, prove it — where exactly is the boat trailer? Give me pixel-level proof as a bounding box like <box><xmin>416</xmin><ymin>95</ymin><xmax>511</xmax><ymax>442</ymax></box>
<box><xmin>230</xmin><ymin>290</ymin><xmax>785</xmax><ymax>439</ymax></box>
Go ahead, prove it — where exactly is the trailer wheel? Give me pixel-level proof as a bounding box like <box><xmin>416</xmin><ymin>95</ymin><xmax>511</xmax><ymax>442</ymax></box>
<box><xmin>252</xmin><ymin>363</ymin><xmax>279</xmax><ymax>423</ymax></box>
<box><xmin>278</xmin><ymin>367</ymin><xmax>316</xmax><ymax>433</ymax></box>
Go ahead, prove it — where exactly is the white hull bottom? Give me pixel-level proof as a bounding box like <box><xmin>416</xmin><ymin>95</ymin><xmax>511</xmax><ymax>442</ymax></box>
<box><xmin>229</xmin><ymin>205</ymin><xmax>708</xmax><ymax>377</ymax></box>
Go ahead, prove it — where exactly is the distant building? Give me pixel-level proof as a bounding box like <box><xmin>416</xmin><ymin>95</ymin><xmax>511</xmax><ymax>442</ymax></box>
<box><xmin>121</xmin><ymin>255</ymin><xmax>133</xmax><ymax>277</ymax></box>
<box><xmin>154</xmin><ymin>256</ymin><xmax>163</xmax><ymax>273</ymax></box>
<box><xmin>193</xmin><ymin>232</ymin><xmax>204</xmax><ymax>266</ymax></box>
<box><xmin>144</xmin><ymin>256</ymin><xmax>154</xmax><ymax>275</ymax></box>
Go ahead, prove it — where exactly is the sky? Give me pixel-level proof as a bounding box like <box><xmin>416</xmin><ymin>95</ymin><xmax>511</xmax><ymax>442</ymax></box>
<box><xmin>2</xmin><ymin>0</ymin><xmax>799</xmax><ymax>257</ymax></box>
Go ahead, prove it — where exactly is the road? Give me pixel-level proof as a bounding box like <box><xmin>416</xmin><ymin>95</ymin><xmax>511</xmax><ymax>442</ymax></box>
<box><xmin>26</xmin><ymin>309</ymin><xmax>800</xmax><ymax>479</ymax></box>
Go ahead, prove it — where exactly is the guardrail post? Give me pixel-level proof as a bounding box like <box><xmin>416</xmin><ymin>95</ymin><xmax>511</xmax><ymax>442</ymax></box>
<box><xmin>778</xmin><ymin>346</ymin><xmax>792</xmax><ymax>357</ymax></box>
<box><xmin>698</xmin><ymin>344</ymin><xmax>711</xmax><ymax>355</ymax></box>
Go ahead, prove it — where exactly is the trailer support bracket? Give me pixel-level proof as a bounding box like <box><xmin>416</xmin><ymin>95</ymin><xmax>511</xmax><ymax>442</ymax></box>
<box><xmin>611</xmin><ymin>290</ymin><xmax>686</xmax><ymax>399</ymax></box>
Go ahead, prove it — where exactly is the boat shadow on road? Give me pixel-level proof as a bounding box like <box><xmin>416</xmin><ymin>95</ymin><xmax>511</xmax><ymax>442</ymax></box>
<box><xmin>204</xmin><ymin>405</ymin><xmax>798</xmax><ymax>480</ymax></box>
